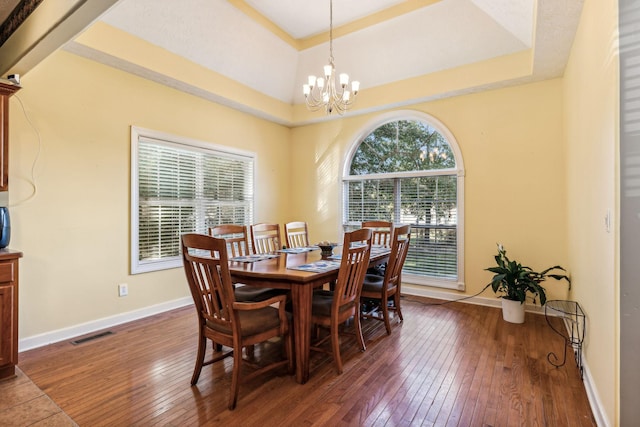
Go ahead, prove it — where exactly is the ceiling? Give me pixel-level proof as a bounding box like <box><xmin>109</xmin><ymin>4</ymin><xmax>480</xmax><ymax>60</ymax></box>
<box><xmin>0</xmin><ymin>0</ymin><xmax>585</xmax><ymax>125</ymax></box>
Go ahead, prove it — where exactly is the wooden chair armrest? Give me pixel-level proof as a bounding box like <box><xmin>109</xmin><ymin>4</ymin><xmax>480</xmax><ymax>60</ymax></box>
<box><xmin>232</xmin><ymin>294</ymin><xmax>287</xmax><ymax>311</ymax></box>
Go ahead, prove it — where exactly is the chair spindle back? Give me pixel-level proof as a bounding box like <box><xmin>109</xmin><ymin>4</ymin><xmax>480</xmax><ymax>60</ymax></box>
<box><xmin>209</xmin><ymin>224</ymin><xmax>251</xmax><ymax>257</ymax></box>
<box><xmin>250</xmin><ymin>223</ymin><xmax>282</xmax><ymax>254</ymax></box>
<box><xmin>362</xmin><ymin>220</ymin><xmax>393</xmax><ymax>247</ymax></box>
<box><xmin>285</xmin><ymin>221</ymin><xmax>309</xmax><ymax>248</ymax></box>
<box><xmin>333</xmin><ymin>228</ymin><xmax>373</xmax><ymax>311</ymax></box>
<box><xmin>182</xmin><ymin>233</ymin><xmax>236</xmax><ymax>331</ymax></box>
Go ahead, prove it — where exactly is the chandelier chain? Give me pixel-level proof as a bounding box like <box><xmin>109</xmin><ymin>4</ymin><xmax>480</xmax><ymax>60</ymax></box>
<box><xmin>329</xmin><ymin>0</ymin><xmax>334</xmax><ymax>65</ymax></box>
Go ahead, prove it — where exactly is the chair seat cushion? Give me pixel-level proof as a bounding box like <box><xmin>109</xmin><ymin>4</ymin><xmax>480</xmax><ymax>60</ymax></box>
<box><xmin>362</xmin><ymin>274</ymin><xmax>384</xmax><ymax>293</ymax></box>
<box><xmin>207</xmin><ymin>306</ymin><xmax>282</xmax><ymax>337</ymax></box>
<box><xmin>286</xmin><ymin>289</ymin><xmax>332</xmax><ymax>313</ymax></box>
<box><xmin>367</xmin><ymin>264</ymin><xmax>386</xmax><ymax>277</ymax></box>
<box><xmin>234</xmin><ymin>285</ymin><xmax>284</xmax><ymax>302</ymax></box>
<box><xmin>311</xmin><ymin>294</ymin><xmax>354</xmax><ymax>317</ymax></box>
<box><xmin>313</xmin><ymin>289</ymin><xmax>334</xmax><ymax>297</ymax></box>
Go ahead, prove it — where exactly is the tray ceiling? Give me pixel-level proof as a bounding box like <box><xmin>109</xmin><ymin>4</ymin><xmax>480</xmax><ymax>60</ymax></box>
<box><xmin>94</xmin><ymin>0</ymin><xmax>582</xmax><ymax>107</ymax></box>
<box><xmin>0</xmin><ymin>0</ymin><xmax>585</xmax><ymax>125</ymax></box>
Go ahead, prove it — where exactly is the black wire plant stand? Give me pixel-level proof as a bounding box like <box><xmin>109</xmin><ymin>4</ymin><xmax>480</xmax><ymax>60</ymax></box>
<box><xmin>544</xmin><ymin>300</ymin><xmax>585</xmax><ymax>379</ymax></box>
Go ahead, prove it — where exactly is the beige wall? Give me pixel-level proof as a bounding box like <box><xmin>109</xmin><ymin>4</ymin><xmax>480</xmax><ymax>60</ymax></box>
<box><xmin>563</xmin><ymin>0</ymin><xmax>619</xmax><ymax>424</ymax></box>
<box><xmin>291</xmin><ymin>79</ymin><xmax>570</xmax><ymax>300</ymax></box>
<box><xmin>9</xmin><ymin>50</ymin><xmax>291</xmax><ymax>338</ymax></box>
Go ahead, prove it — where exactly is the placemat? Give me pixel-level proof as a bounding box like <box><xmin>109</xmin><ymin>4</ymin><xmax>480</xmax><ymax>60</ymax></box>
<box><xmin>329</xmin><ymin>245</ymin><xmax>390</xmax><ymax>260</ymax></box>
<box><xmin>278</xmin><ymin>247</ymin><xmax>318</xmax><ymax>254</ymax></box>
<box><xmin>229</xmin><ymin>254</ymin><xmax>280</xmax><ymax>263</ymax></box>
<box><xmin>288</xmin><ymin>260</ymin><xmax>341</xmax><ymax>273</ymax></box>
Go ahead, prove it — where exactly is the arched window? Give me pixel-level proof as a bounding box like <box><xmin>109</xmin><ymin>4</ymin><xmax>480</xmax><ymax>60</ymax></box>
<box><xmin>343</xmin><ymin>112</ymin><xmax>465</xmax><ymax>290</ymax></box>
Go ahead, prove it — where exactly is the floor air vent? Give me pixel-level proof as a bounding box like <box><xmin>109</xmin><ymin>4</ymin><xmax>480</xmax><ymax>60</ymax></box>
<box><xmin>70</xmin><ymin>331</ymin><xmax>114</xmax><ymax>345</ymax></box>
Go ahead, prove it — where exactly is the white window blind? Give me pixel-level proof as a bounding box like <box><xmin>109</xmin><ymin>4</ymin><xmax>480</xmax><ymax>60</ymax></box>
<box><xmin>131</xmin><ymin>128</ymin><xmax>254</xmax><ymax>273</ymax></box>
<box><xmin>344</xmin><ymin>175</ymin><xmax>457</xmax><ymax>280</ymax></box>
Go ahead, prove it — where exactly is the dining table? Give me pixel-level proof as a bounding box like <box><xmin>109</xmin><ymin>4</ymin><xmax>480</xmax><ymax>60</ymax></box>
<box><xmin>228</xmin><ymin>245</ymin><xmax>390</xmax><ymax>384</ymax></box>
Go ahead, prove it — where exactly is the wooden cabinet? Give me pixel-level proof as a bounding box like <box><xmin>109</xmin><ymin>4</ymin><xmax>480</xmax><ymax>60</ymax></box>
<box><xmin>0</xmin><ymin>80</ymin><xmax>20</xmax><ymax>192</ymax></box>
<box><xmin>0</xmin><ymin>250</ymin><xmax>22</xmax><ymax>381</ymax></box>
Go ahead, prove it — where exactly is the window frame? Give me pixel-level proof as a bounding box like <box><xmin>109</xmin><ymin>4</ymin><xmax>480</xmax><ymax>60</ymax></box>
<box><xmin>341</xmin><ymin>110</ymin><xmax>465</xmax><ymax>290</ymax></box>
<box><xmin>130</xmin><ymin>126</ymin><xmax>256</xmax><ymax>274</ymax></box>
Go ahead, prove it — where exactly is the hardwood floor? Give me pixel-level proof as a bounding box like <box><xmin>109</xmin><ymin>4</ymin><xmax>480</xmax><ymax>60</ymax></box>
<box><xmin>17</xmin><ymin>296</ymin><xmax>596</xmax><ymax>426</ymax></box>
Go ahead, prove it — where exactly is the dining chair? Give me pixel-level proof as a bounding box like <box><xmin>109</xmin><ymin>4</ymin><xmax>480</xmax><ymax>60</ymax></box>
<box><xmin>250</xmin><ymin>223</ymin><xmax>282</xmax><ymax>254</ymax></box>
<box><xmin>310</xmin><ymin>228</ymin><xmax>373</xmax><ymax>374</ymax></box>
<box><xmin>209</xmin><ymin>224</ymin><xmax>282</xmax><ymax>302</ymax></box>
<box><xmin>284</xmin><ymin>221</ymin><xmax>309</xmax><ymax>248</ymax></box>
<box><xmin>361</xmin><ymin>224</ymin><xmax>411</xmax><ymax>336</ymax></box>
<box><xmin>209</xmin><ymin>224</ymin><xmax>251</xmax><ymax>258</ymax></box>
<box><xmin>362</xmin><ymin>220</ymin><xmax>393</xmax><ymax>277</ymax></box>
<box><xmin>181</xmin><ymin>233</ymin><xmax>293</xmax><ymax>410</ymax></box>
<box><xmin>362</xmin><ymin>220</ymin><xmax>393</xmax><ymax>247</ymax></box>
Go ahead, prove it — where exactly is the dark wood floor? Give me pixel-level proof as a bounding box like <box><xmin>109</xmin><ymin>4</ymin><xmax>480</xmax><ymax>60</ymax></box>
<box><xmin>18</xmin><ymin>296</ymin><xmax>596</xmax><ymax>426</ymax></box>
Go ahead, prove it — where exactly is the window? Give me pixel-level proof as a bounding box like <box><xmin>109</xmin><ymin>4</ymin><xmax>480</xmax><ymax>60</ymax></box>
<box><xmin>131</xmin><ymin>127</ymin><xmax>255</xmax><ymax>274</ymax></box>
<box><xmin>343</xmin><ymin>112</ymin><xmax>465</xmax><ymax>290</ymax></box>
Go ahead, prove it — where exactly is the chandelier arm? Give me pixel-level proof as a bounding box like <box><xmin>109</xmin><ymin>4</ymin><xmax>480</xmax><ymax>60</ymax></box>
<box><xmin>305</xmin><ymin>95</ymin><xmax>324</xmax><ymax>110</ymax></box>
<box><xmin>305</xmin><ymin>100</ymin><xmax>325</xmax><ymax>112</ymax></box>
<box><xmin>302</xmin><ymin>0</ymin><xmax>358</xmax><ymax>115</ymax></box>
<box><xmin>305</xmin><ymin>89</ymin><xmax>323</xmax><ymax>104</ymax></box>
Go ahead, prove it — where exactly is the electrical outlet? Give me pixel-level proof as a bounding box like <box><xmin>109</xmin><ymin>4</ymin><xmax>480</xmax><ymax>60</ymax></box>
<box><xmin>118</xmin><ymin>283</ymin><xmax>128</xmax><ymax>297</ymax></box>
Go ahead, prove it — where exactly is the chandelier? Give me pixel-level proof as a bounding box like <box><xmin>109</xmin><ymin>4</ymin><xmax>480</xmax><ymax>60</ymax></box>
<box><xmin>302</xmin><ymin>0</ymin><xmax>359</xmax><ymax>115</ymax></box>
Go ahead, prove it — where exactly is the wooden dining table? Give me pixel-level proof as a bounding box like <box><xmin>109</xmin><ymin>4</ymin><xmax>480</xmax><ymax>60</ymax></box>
<box><xmin>228</xmin><ymin>246</ymin><xmax>390</xmax><ymax>384</ymax></box>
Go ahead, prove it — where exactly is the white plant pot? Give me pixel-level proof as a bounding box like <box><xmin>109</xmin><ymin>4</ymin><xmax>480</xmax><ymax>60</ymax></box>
<box><xmin>501</xmin><ymin>298</ymin><xmax>525</xmax><ymax>323</ymax></box>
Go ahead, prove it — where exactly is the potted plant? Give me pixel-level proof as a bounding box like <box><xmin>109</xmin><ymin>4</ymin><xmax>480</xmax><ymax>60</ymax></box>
<box><xmin>486</xmin><ymin>244</ymin><xmax>571</xmax><ymax>323</ymax></box>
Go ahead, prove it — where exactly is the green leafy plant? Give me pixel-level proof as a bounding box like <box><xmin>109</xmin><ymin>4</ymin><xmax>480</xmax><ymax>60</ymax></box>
<box><xmin>486</xmin><ymin>244</ymin><xmax>571</xmax><ymax>305</ymax></box>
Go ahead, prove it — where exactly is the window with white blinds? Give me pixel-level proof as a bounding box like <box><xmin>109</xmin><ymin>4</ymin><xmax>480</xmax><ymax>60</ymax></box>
<box><xmin>343</xmin><ymin>116</ymin><xmax>465</xmax><ymax>289</ymax></box>
<box><xmin>131</xmin><ymin>127</ymin><xmax>254</xmax><ymax>274</ymax></box>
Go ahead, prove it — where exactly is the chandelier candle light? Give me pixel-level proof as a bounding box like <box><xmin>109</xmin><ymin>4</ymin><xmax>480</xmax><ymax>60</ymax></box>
<box><xmin>303</xmin><ymin>0</ymin><xmax>359</xmax><ymax>115</ymax></box>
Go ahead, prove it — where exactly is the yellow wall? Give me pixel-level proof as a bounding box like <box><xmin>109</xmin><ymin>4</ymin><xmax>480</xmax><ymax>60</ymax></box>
<box><xmin>10</xmin><ymin>46</ymin><xmax>571</xmax><ymax>340</ymax></box>
<box><xmin>563</xmin><ymin>0</ymin><xmax>619</xmax><ymax>424</ymax></box>
<box><xmin>9</xmin><ymin>50</ymin><xmax>291</xmax><ymax>338</ymax></box>
<box><xmin>291</xmin><ymin>79</ymin><xmax>570</xmax><ymax>300</ymax></box>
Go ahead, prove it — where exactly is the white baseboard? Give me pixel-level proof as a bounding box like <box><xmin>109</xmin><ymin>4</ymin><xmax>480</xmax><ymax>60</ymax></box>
<box><xmin>18</xmin><ymin>297</ymin><xmax>193</xmax><ymax>353</ymax></box>
<box><xmin>582</xmin><ymin>361</ymin><xmax>611</xmax><ymax>427</ymax></box>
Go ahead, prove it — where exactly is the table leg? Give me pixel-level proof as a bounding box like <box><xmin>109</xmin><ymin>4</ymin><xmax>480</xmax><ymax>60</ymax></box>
<box><xmin>291</xmin><ymin>284</ymin><xmax>312</xmax><ymax>384</ymax></box>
